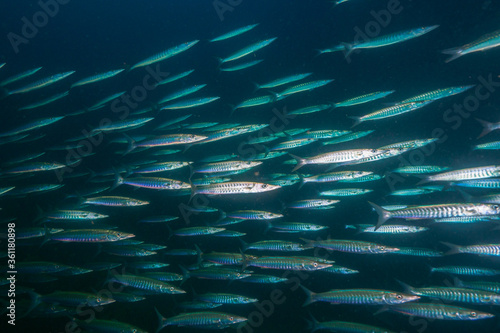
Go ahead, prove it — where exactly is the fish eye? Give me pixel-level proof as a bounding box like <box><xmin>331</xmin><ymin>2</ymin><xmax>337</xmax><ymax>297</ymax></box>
<box><xmin>170</xmin><ymin>287</ymin><xmax>174</xmax><ymax>291</ymax></box>
<box><xmin>370</xmin><ymin>149</ymin><xmax>377</xmax><ymax>153</ymax></box>
<box><xmin>229</xmin><ymin>316</ymin><xmax>234</xmax><ymax>321</ymax></box>
<box><xmin>313</xmin><ymin>262</ymin><xmax>318</xmax><ymax>267</ymax></box>
<box><xmin>261</xmin><ymin>184</ymin><xmax>268</xmax><ymax>188</ymax></box>
<box><xmin>396</xmin><ymin>294</ymin><xmax>403</xmax><ymax>299</ymax></box>
<box><xmin>379</xmin><ymin>246</ymin><xmax>386</xmax><ymax>250</ymax></box>
<box><xmin>470</xmin><ymin>312</ymin><xmax>477</xmax><ymax>317</ymax></box>
<box><xmin>493</xmin><ymin>205</ymin><xmax>499</xmax><ymax>209</ymax></box>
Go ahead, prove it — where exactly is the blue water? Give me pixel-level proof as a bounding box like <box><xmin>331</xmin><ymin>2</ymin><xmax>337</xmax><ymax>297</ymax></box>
<box><xmin>1</xmin><ymin>1</ymin><xmax>500</xmax><ymax>332</ymax></box>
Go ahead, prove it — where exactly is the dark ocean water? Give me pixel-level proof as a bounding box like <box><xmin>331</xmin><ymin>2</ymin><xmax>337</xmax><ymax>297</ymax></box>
<box><xmin>1</xmin><ymin>0</ymin><xmax>500</xmax><ymax>332</ymax></box>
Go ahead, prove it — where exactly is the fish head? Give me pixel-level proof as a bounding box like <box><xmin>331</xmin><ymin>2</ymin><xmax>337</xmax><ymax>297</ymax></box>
<box><xmin>253</xmin><ymin>183</ymin><xmax>281</xmax><ymax>192</ymax></box>
<box><xmin>224</xmin><ymin>314</ymin><xmax>248</xmax><ymax>325</ymax></box>
<box><xmin>89</xmin><ymin>296</ymin><xmax>116</xmax><ymax>307</ymax></box>
<box><xmin>165</xmin><ymin>285</ymin><xmax>186</xmax><ymax>294</ymax></box>
<box><xmin>454</xmin><ymin>310</ymin><xmax>495</xmax><ymax>320</ymax></box>
<box><xmin>371</xmin><ymin>244</ymin><xmax>400</xmax><ymax>254</ymax></box>
<box><xmin>384</xmin><ymin>293</ymin><xmax>420</xmax><ymax>304</ymax></box>
<box><xmin>113</xmin><ymin>231</ymin><xmax>135</xmax><ymax>241</ymax></box>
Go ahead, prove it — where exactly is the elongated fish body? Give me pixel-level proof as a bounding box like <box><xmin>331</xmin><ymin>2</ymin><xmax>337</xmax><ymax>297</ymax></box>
<box><xmin>474</xmin><ymin>140</ymin><xmax>500</xmax><ymax>150</ymax></box>
<box><xmin>40</xmin><ymin>291</ymin><xmax>115</xmax><ymax>307</ymax></box>
<box><xmin>83</xmin><ymin>196</ymin><xmax>149</xmax><ymax>207</ymax></box>
<box><xmin>2</xmin><ymin>161</ymin><xmax>66</xmax><ymax>174</ymax></box>
<box><xmin>399</xmin><ymin>85</ymin><xmax>474</xmax><ymax>104</ymax></box>
<box><xmin>158</xmin><ymin>84</ymin><xmax>207</xmax><ymax>104</ymax></box>
<box><xmin>275</xmin><ymin>79</ymin><xmax>334</xmax><ymax>101</ymax></box>
<box><xmin>186</xmin><ymin>267</ymin><xmax>251</xmax><ymax>280</ymax></box>
<box><xmin>210</xmin><ymin>23</ymin><xmax>259</xmax><ymax>42</ymax></box>
<box><xmin>234</xmin><ymin>95</ymin><xmax>274</xmax><ymax>110</ymax></box>
<box><xmin>87</xmin><ymin>91</ymin><xmax>126</xmax><ymax>111</ymax></box>
<box><xmin>224</xmin><ymin>210</ymin><xmax>282</xmax><ymax>220</ymax></box>
<box><xmin>18</xmin><ymin>91</ymin><xmax>69</xmax><ymax>111</ymax></box>
<box><xmin>130</xmin><ymin>40</ymin><xmax>199</xmax><ymax>70</ymax></box>
<box><xmin>350</xmin><ymin>224</ymin><xmax>428</xmax><ymax>234</ymax></box>
<box><xmin>352</xmin><ymin>100</ymin><xmax>433</xmax><ymax>126</ymax></box>
<box><xmin>156</xmin><ymin>69</ymin><xmax>195</xmax><ymax>86</ymax></box>
<box><xmin>393</xmin><ymin>165</ymin><xmax>450</xmax><ymax>174</ymax></box>
<box><xmin>288</xmin><ymin>104</ymin><xmax>332</xmax><ymax>116</ymax></box>
<box><xmin>109</xmin><ymin>274</ymin><xmax>185</xmax><ymax>294</ymax></box>
<box><xmin>292</xmin><ymin>148</ymin><xmax>382</xmax><ymax>171</ymax></box>
<box><xmin>45</xmin><ymin>229</ymin><xmax>134</xmax><ymax>243</ymax></box>
<box><xmin>271</xmin><ymin>138</ymin><xmax>317</xmax><ymax>151</ymax></box>
<box><xmin>454</xmin><ymin>178</ymin><xmax>500</xmax><ymax>188</ymax></box>
<box><xmin>70</xmin><ymin>69</ymin><xmax>124</xmax><ymax>88</ymax></box>
<box><xmin>334</xmin><ymin>90</ymin><xmax>395</xmax><ymax>107</ymax></box>
<box><xmin>220</xmin><ymin>59</ymin><xmax>263</xmax><ymax>71</ymax></box>
<box><xmin>303</xmin><ymin>171</ymin><xmax>373</xmax><ymax>184</ymax></box>
<box><xmin>392</xmin><ymin>247</ymin><xmax>443</xmax><ymax>257</ymax></box>
<box><xmin>309</xmin><ymin>320</ymin><xmax>395</xmax><ymax>333</ymax></box>
<box><xmin>135</xmin><ymin>134</ymin><xmax>207</xmax><ymax>148</ymax></box>
<box><xmin>294</xmin><ymin>129</ymin><xmax>351</xmax><ymax>140</ymax></box>
<box><xmin>104</xmin><ymin>245</ymin><xmax>156</xmax><ymax>257</ymax></box>
<box><xmin>196</xmin><ymin>293</ymin><xmax>258</xmax><ymax>304</ymax></box>
<box><xmin>118</xmin><ymin>177</ymin><xmax>190</xmax><ymax>190</ymax></box>
<box><xmin>442</xmin><ymin>242</ymin><xmax>500</xmax><ymax>257</ymax></box>
<box><xmin>321</xmin><ymin>130</ymin><xmax>374</xmax><ymax>146</ymax></box>
<box><xmin>174</xmin><ymin>226</ymin><xmax>225</xmax><ymax>236</ymax></box>
<box><xmin>459</xmin><ymin>281</ymin><xmax>500</xmax><ymax>294</ymax></box>
<box><xmin>7</xmin><ymin>71</ymin><xmax>75</xmax><ymax>95</ymax></box>
<box><xmin>16</xmin><ymin>228</ymin><xmax>63</xmax><ymax>240</ymax></box>
<box><xmin>302</xmin><ymin>287</ymin><xmax>419</xmax><ymax>306</ymax></box>
<box><xmin>72</xmin><ymin>319</ymin><xmax>147</xmax><ymax>333</ymax></box>
<box><xmin>431</xmin><ymin>265</ymin><xmax>500</xmax><ymax>276</ymax></box>
<box><xmin>370</xmin><ymin>201</ymin><xmax>500</xmax><ymax>229</ymax></box>
<box><xmin>195</xmin><ymin>161</ymin><xmax>261</xmax><ymax>173</ymax></box>
<box><xmin>0</xmin><ymin>66</ymin><xmax>42</xmax><ymax>87</ymax></box>
<box><xmin>402</xmin><ymin>284</ymin><xmax>500</xmax><ymax>305</ymax></box>
<box><xmin>7</xmin><ymin>184</ymin><xmax>64</xmax><ymax>196</ymax></box>
<box><xmin>0</xmin><ymin>116</ymin><xmax>64</xmax><ymax>137</ymax></box>
<box><xmin>424</xmin><ymin>165</ymin><xmax>500</xmax><ymax>182</ymax></box>
<box><xmin>160</xmin><ymin>96</ymin><xmax>219</xmax><ymax>110</ymax></box>
<box><xmin>319</xmin><ymin>188</ymin><xmax>372</xmax><ymax>197</ymax></box>
<box><xmin>244</xmin><ymin>240</ymin><xmax>310</xmax><ymax>252</ymax></box>
<box><xmin>92</xmin><ymin>117</ymin><xmax>154</xmax><ymax>134</ymax></box>
<box><xmin>344</xmin><ymin>26</ymin><xmax>439</xmax><ymax>56</ymax></box>
<box><xmin>156</xmin><ymin>310</ymin><xmax>247</xmax><ymax>330</ymax></box>
<box><xmin>287</xmin><ymin>199</ymin><xmax>338</xmax><ymax>209</ymax></box>
<box><xmin>194</xmin><ymin>181</ymin><xmax>280</xmax><ymax>195</ymax></box>
<box><xmin>219</xmin><ymin>37</ymin><xmax>277</xmax><ymax>63</ymax></box>
<box><xmin>301</xmin><ymin>238</ymin><xmax>399</xmax><ymax>254</ymax></box>
<box><xmin>46</xmin><ymin>210</ymin><xmax>108</xmax><ymax>220</ymax></box>
<box><xmin>202</xmin><ymin>252</ymin><xmax>258</xmax><ymax>265</ymax></box>
<box><xmin>256</xmin><ymin>73</ymin><xmax>312</xmax><ymax>90</ymax></box>
<box><xmin>268</xmin><ymin>222</ymin><xmax>328</xmax><ymax>233</ymax></box>
<box><xmin>134</xmin><ymin>161</ymin><xmax>191</xmax><ymax>174</ymax></box>
<box><xmin>389</xmin><ymin>303</ymin><xmax>494</xmax><ymax>320</ymax></box>
<box><xmin>246</xmin><ymin>256</ymin><xmax>332</xmax><ymax>271</ymax></box>
<box><xmin>443</xmin><ymin>29</ymin><xmax>500</xmax><ymax>62</ymax></box>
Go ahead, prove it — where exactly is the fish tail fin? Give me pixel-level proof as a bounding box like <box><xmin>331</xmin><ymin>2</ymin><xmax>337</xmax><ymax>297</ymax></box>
<box><xmin>154</xmin><ymin>307</ymin><xmax>168</xmax><ymax>333</ymax></box>
<box><xmin>229</xmin><ymin>104</ymin><xmax>237</xmax><ymax>117</ymax></box>
<box><xmin>21</xmin><ymin>291</ymin><xmax>42</xmax><ymax>319</ymax></box>
<box><xmin>238</xmin><ymin>238</ymin><xmax>249</xmax><ymax>252</ymax></box>
<box><xmin>299</xmin><ymin>237</ymin><xmax>314</xmax><ymax>248</ymax></box>
<box><xmin>250</xmin><ymin>81</ymin><xmax>261</xmax><ymax>93</ymax></box>
<box><xmin>289</xmin><ymin>153</ymin><xmax>307</xmax><ymax>172</ymax></box>
<box><xmin>305</xmin><ymin>312</ymin><xmax>320</xmax><ymax>332</ymax></box>
<box><xmin>299</xmin><ymin>284</ymin><xmax>317</xmax><ymax>306</ymax></box>
<box><xmin>456</xmin><ymin>188</ymin><xmax>474</xmax><ymax>202</ymax></box>
<box><xmin>0</xmin><ymin>87</ymin><xmax>10</xmax><ymax>100</ymax></box>
<box><xmin>111</xmin><ymin>170</ymin><xmax>124</xmax><ymax>191</ymax></box>
<box><xmin>179</xmin><ymin>265</ymin><xmax>191</xmax><ymax>284</ymax></box>
<box><xmin>40</xmin><ymin>225</ymin><xmax>51</xmax><ymax>247</ymax></box>
<box><xmin>442</xmin><ymin>47</ymin><xmax>464</xmax><ymax>63</ymax></box>
<box><xmin>341</xmin><ymin>42</ymin><xmax>354</xmax><ymax>58</ymax></box>
<box><xmin>348</xmin><ymin>116</ymin><xmax>362</xmax><ymax>128</ymax></box>
<box><xmin>440</xmin><ymin>241</ymin><xmax>462</xmax><ymax>255</ymax></box>
<box><xmin>194</xmin><ymin>244</ymin><xmax>203</xmax><ymax>265</ymax></box>
<box><xmin>215</xmin><ymin>57</ymin><xmax>224</xmax><ymax>68</ymax></box>
<box><xmin>123</xmin><ymin>134</ymin><xmax>136</xmax><ymax>155</ymax></box>
<box><xmin>313</xmin><ymin>49</ymin><xmax>326</xmax><ymax>58</ymax></box>
<box><xmin>395</xmin><ymin>279</ymin><xmax>415</xmax><ymax>295</ymax></box>
<box><xmin>188</xmin><ymin>180</ymin><xmax>198</xmax><ymax>204</ymax></box>
<box><xmin>368</xmin><ymin>201</ymin><xmax>392</xmax><ymax>230</ymax></box>
<box><xmin>239</xmin><ymin>249</ymin><xmax>249</xmax><ymax>270</ymax></box>
<box><xmin>475</xmin><ymin>118</ymin><xmax>496</xmax><ymax>138</ymax></box>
